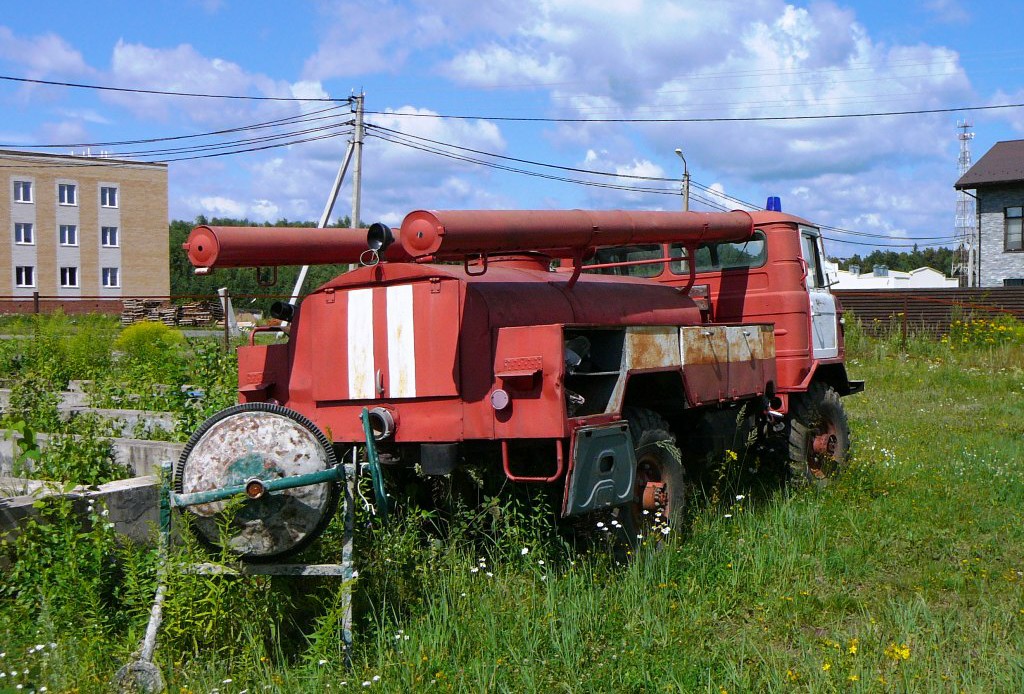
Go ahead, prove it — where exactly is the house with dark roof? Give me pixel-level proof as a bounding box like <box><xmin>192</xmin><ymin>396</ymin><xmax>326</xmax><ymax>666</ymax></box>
<box><xmin>955</xmin><ymin>139</ymin><xmax>1024</xmax><ymax>287</ymax></box>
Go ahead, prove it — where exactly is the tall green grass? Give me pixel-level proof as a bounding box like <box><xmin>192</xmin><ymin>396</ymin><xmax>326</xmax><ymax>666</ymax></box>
<box><xmin>1</xmin><ymin>317</ymin><xmax>1023</xmax><ymax>691</ymax></box>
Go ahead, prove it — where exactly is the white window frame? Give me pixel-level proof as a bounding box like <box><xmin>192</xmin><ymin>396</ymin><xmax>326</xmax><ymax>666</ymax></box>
<box><xmin>102</xmin><ymin>267</ymin><xmax>120</xmax><ymax>288</ymax></box>
<box><xmin>59</xmin><ymin>224</ymin><xmax>78</xmax><ymax>246</ymax></box>
<box><xmin>100</xmin><ymin>186</ymin><xmax>118</xmax><ymax>208</ymax></box>
<box><xmin>14</xmin><ymin>180</ymin><xmax>33</xmax><ymax>203</ymax></box>
<box><xmin>59</xmin><ymin>266</ymin><xmax>79</xmax><ymax>288</ymax></box>
<box><xmin>15</xmin><ymin>266</ymin><xmax>35</xmax><ymax>288</ymax></box>
<box><xmin>1006</xmin><ymin>206</ymin><xmax>1023</xmax><ymax>252</ymax></box>
<box><xmin>58</xmin><ymin>183</ymin><xmax>77</xmax><ymax>206</ymax></box>
<box><xmin>101</xmin><ymin>226</ymin><xmax>119</xmax><ymax>247</ymax></box>
<box><xmin>14</xmin><ymin>222</ymin><xmax>34</xmax><ymax>245</ymax></box>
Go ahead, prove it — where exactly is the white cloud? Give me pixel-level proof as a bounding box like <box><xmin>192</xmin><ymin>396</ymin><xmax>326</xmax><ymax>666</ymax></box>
<box><xmin>302</xmin><ymin>2</ymin><xmax>419</xmax><ymax>80</ymax></box>
<box><xmin>54</xmin><ymin>108</ymin><xmax>112</xmax><ymax>125</ymax></box>
<box><xmin>924</xmin><ymin>0</ymin><xmax>970</xmax><ymax>24</ymax></box>
<box><xmin>251</xmin><ymin>199</ymin><xmax>280</xmax><ymax>219</ymax></box>
<box><xmin>106</xmin><ymin>40</ymin><xmax>292</xmax><ymax>124</ymax></box>
<box><xmin>444</xmin><ymin>46</ymin><xmax>569</xmax><ymax>87</ymax></box>
<box><xmin>0</xmin><ymin>26</ymin><xmax>91</xmax><ymax>78</ymax></box>
<box><xmin>437</xmin><ymin>0</ymin><xmax>971</xmax><ymax>190</ymax></box>
<box><xmin>302</xmin><ymin>0</ymin><xmax>531</xmax><ymax>81</ymax></box>
<box><xmin>196</xmin><ymin>195</ymin><xmax>248</xmax><ymax>218</ymax></box>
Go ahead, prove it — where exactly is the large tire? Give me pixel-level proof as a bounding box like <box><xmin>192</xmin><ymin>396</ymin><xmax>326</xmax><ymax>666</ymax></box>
<box><xmin>619</xmin><ymin>408</ymin><xmax>688</xmax><ymax>542</ymax></box>
<box><xmin>787</xmin><ymin>382</ymin><xmax>850</xmax><ymax>485</ymax></box>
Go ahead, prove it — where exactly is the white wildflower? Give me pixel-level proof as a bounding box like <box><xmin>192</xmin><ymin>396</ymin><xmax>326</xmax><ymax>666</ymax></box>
<box><xmin>521</xmin><ymin>547</ymin><xmax>529</xmax><ymax>555</ymax></box>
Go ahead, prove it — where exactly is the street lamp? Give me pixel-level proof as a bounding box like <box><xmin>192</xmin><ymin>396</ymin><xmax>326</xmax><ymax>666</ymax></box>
<box><xmin>674</xmin><ymin>148</ymin><xmax>689</xmax><ymax>212</ymax></box>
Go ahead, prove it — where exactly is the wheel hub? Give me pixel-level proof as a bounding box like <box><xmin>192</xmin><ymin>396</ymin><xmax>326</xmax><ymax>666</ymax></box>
<box><xmin>813</xmin><ymin>431</ymin><xmax>837</xmax><ymax>457</ymax></box>
<box><xmin>641</xmin><ymin>480</ymin><xmax>667</xmax><ymax>511</ymax></box>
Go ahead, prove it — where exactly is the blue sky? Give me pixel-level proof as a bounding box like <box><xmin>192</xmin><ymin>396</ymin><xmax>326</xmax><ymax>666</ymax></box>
<box><xmin>3</xmin><ymin>0</ymin><xmax>1023</xmax><ymax>258</ymax></box>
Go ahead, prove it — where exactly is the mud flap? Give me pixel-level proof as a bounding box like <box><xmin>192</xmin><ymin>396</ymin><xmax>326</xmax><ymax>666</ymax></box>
<box><xmin>563</xmin><ymin>422</ymin><xmax>636</xmax><ymax>516</ymax></box>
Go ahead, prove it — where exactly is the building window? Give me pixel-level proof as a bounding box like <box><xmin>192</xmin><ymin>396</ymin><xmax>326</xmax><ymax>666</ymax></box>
<box><xmin>60</xmin><ymin>266</ymin><xmax>79</xmax><ymax>288</ymax></box>
<box><xmin>1007</xmin><ymin>207</ymin><xmax>1023</xmax><ymax>251</ymax></box>
<box><xmin>100</xmin><ymin>186</ymin><xmax>118</xmax><ymax>208</ymax></box>
<box><xmin>58</xmin><ymin>183</ymin><xmax>77</xmax><ymax>205</ymax></box>
<box><xmin>14</xmin><ymin>222</ymin><xmax>34</xmax><ymax>245</ymax></box>
<box><xmin>59</xmin><ymin>224</ymin><xmax>78</xmax><ymax>246</ymax></box>
<box><xmin>102</xmin><ymin>267</ymin><xmax>120</xmax><ymax>288</ymax></box>
<box><xmin>15</xmin><ymin>266</ymin><xmax>35</xmax><ymax>288</ymax></box>
<box><xmin>14</xmin><ymin>180</ymin><xmax>32</xmax><ymax>203</ymax></box>
<box><xmin>101</xmin><ymin>226</ymin><xmax>119</xmax><ymax>247</ymax></box>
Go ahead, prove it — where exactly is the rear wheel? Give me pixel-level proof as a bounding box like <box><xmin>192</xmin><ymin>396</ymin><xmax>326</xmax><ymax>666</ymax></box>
<box><xmin>619</xmin><ymin>408</ymin><xmax>688</xmax><ymax>544</ymax></box>
<box><xmin>787</xmin><ymin>383</ymin><xmax>850</xmax><ymax>485</ymax></box>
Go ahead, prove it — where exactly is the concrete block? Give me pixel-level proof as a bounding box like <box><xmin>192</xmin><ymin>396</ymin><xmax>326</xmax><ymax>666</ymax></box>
<box><xmin>0</xmin><ymin>475</ymin><xmax>161</xmax><ymax>555</ymax></box>
<box><xmin>0</xmin><ymin>433</ymin><xmax>181</xmax><ymax>477</ymax></box>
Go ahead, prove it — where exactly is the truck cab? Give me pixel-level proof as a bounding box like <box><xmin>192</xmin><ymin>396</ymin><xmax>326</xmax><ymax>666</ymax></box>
<box><xmin>584</xmin><ymin>209</ymin><xmax>861</xmax><ymax>407</ymax></box>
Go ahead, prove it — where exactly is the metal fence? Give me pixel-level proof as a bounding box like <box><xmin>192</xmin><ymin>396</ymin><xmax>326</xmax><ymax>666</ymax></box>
<box><xmin>834</xmin><ymin>288</ymin><xmax>1024</xmax><ymax>338</ymax></box>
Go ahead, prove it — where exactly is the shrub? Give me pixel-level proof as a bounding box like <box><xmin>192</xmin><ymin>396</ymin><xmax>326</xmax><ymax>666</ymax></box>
<box><xmin>114</xmin><ymin>321</ymin><xmax>186</xmax><ymax>366</ymax></box>
<box><xmin>4</xmin><ymin>369</ymin><xmax>63</xmax><ymax>433</ymax></box>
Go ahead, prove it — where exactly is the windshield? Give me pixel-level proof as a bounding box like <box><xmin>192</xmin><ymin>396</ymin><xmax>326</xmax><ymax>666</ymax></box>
<box><xmin>669</xmin><ymin>230</ymin><xmax>767</xmax><ymax>274</ymax></box>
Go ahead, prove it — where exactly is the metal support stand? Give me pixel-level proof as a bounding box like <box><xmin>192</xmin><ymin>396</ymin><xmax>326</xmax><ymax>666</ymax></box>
<box><xmin>115</xmin><ymin>459</ymin><xmax>357</xmax><ymax>691</ymax></box>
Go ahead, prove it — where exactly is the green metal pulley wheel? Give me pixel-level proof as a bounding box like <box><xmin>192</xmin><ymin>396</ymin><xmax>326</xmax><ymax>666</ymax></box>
<box><xmin>174</xmin><ymin>403</ymin><xmax>340</xmax><ymax>562</ymax></box>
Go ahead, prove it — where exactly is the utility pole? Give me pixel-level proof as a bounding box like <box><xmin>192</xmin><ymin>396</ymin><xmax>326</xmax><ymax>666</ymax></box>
<box><xmin>285</xmin><ymin>93</ymin><xmax>363</xmax><ymax>312</ymax></box>
<box><xmin>351</xmin><ymin>92</ymin><xmax>365</xmax><ymax>228</ymax></box>
<box><xmin>674</xmin><ymin>148</ymin><xmax>689</xmax><ymax>211</ymax></box>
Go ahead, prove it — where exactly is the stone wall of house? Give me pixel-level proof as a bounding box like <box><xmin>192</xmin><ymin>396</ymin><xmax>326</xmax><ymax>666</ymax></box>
<box><xmin>978</xmin><ymin>183</ymin><xmax>1024</xmax><ymax>287</ymax></box>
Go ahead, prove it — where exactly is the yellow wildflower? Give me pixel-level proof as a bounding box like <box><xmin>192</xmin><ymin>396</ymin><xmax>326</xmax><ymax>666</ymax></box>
<box><xmin>884</xmin><ymin>642</ymin><xmax>911</xmax><ymax>661</ymax></box>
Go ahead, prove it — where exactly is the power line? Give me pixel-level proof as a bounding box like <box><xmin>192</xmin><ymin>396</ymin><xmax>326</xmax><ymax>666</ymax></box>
<box><xmin>365</xmin><ymin>100</ymin><xmax>1024</xmax><ymax>124</ymax></box>
<box><xmin>0</xmin><ymin>103</ymin><xmax>350</xmax><ymax>149</ymax></box>
<box><xmin>367</xmin><ymin>122</ymin><xmax>961</xmax><ymax>243</ymax></box>
<box><xmin>0</xmin><ymin>74</ymin><xmax>352</xmax><ymax>102</ymax></box>
<box><xmin>367</xmin><ymin>130</ymin><xmax>678</xmax><ymax>195</ymax></box>
<box><xmin>0</xmin><ymin>125</ymin><xmax>352</xmax><ymax>167</ymax></box>
<box><xmin>370</xmin><ymin>131</ymin><xmax>955</xmax><ymax>248</ymax></box>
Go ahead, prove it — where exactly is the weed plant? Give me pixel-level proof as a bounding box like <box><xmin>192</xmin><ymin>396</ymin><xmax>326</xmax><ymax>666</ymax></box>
<box><xmin>0</xmin><ymin>315</ymin><xmax>238</xmax><ymax>447</ymax></box>
<box><xmin>1</xmin><ymin>315</ymin><xmax>1024</xmax><ymax>690</ymax></box>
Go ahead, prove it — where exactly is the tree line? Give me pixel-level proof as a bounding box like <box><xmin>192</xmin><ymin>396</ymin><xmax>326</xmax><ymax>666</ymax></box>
<box><xmin>834</xmin><ymin>245</ymin><xmax>957</xmax><ymax>275</ymax></box>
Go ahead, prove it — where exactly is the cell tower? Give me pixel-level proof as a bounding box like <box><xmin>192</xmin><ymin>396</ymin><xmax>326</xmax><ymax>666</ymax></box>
<box><xmin>953</xmin><ymin>120</ymin><xmax>977</xmax><ymax>286</ymax></box>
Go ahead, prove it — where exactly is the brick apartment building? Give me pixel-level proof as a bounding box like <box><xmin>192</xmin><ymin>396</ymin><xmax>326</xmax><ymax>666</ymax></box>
<box><xmin>1</xmin><ymin>149</ymin><xmax>168</xmax><ymax>312</ymax></box>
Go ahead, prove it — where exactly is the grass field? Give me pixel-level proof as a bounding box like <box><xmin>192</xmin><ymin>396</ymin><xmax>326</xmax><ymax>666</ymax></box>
<box><xmin>2</xmin><ymin>322</ymin><xmax>1023</xmax><ymax>692</ymax></box>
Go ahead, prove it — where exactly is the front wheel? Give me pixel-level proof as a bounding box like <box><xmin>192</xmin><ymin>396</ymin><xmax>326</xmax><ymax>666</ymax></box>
<box><xmin>787</xmin><ymin>383</ymin><xmax>850</xmax><ymax>485</ymax></box>
<box><xmin>618</xmin><ymin>408</ymin><xmax>688</xmax><ymax>544</ymax></box>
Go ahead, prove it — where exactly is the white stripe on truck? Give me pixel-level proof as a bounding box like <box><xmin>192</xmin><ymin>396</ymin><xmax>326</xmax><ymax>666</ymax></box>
<box><xmin>347</xmin><ymin>288</ymin><xmax>376</xmax><ymax>400</ymax></box>
<box><xmin>386</xmin><ymin>284</ymin><xmax>417</xmax><ymax>398</ymax></box>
